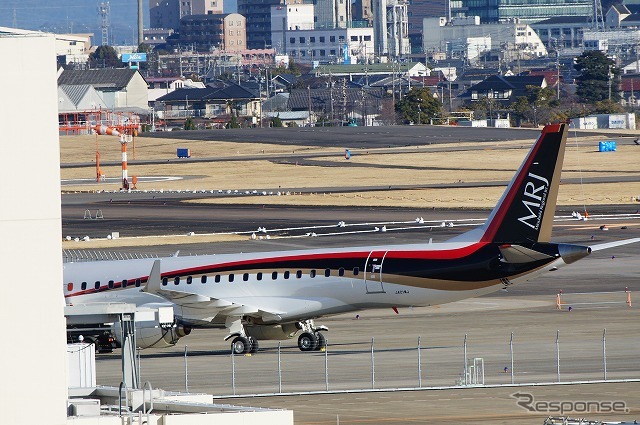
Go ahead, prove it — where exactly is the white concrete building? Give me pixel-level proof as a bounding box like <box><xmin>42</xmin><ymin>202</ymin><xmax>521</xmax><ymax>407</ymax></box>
<box><xmin>423</xmin><ymin>16</ymin><xmax>548</xmax><ymax>58</ymax></box>
<box><xmin>54</xmin><ymin>33</ymin><xmax>92</xmax><ymax>64</ymax></box>
<box><xmin>271</xmin><ymin>3</ymin><xmax>315</xmax><ymax>53</ymax></box>
<box><xmin>284</xmin><ymin>27</ymin><xmax>375</xmax><ymax>63</ymax></box>
<box><xmin>271</xmin><ymin>4</ymin><xmax>375</xmax><ymax>64</ymax></box>
<box><xmin>0</xmin><ymin>27</ymin><xmax>67</xmax><ymax>425</ymax></box>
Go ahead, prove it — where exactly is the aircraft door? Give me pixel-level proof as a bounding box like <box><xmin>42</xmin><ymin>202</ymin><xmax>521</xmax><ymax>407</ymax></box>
<box><xmin>364</xmin><ymin>250</ymin><xmax>388</xmax><ymax>294</ymax></box>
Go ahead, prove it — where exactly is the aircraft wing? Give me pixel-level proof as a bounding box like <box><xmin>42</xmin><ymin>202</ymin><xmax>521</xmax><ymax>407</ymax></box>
<box><xmin>143</xmin><ymin>260</ymin><xmax>284</xmax><ymax>323</ymax></box>
<box><xmin>589</xmin><ymin>237</ymin><xmax>640</xmax><ymax>252</ymax></box>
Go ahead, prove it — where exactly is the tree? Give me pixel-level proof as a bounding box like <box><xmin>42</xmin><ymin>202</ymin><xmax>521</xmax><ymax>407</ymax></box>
<box><xmin>228</xmin><ymin>115</ymin><xmax>240</xmax><ymax>128</ymax></box>
<box><xmin>89</xmin><ymin>45</ymin><xmax>121</xmax><ymax>68</ymax></box>
<box><xmin>575</xmin><ymin>50</ymin><xmax>620</xmax><ymax>103</ymax></box>
<box><xmin>184</xmin><ymin>117</ymin><xmax>196</xmax><ymax>130</ymax></box>
<box><xmin>394</xmin><ymin>87</ymin><xmax>442</xmax><ymax>124</ymax></box>
<box><xmin>271</xmin><ymin>115</ymin><xmax>283</xmax><ymax>127</ymax></box>
<box><xmin>513</xmin><ymin>85</ymin><xmax>560</xmax><ymax>127</ymax></box>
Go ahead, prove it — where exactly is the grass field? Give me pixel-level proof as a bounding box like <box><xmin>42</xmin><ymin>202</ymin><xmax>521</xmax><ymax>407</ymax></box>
<box><xmin>60</xmin><ymin>129</ymin><xmax>640</xmax><ymax>209</ymax></box>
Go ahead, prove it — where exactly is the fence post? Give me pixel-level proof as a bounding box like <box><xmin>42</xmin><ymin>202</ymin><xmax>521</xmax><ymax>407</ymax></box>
<box><xmin>231</xmin><ymin>348</ymin><xmax>236</xmax><ymax>395</ymax></box>
<box><xmin>136</xmin><ymin>348</ymin><xmax>141</xmax><ymax>386</ymax></box>
<box><xmin>556</xmin><ymin>330</ymin><xmax>560</xmax><ymax>383</ymax></box>
<box><xmin>184</xmin><ymin>345</ymin><xmax>188</xmax><ymax>392</ymax></box>
<box><xmin>510</xmin><ymin>332</ymin><xmax>514</xmax><ymax>384</ymax></box>
<box><xmin>325</xmin><ymin>338</ymin><xmax>329</xmax><ymax>391</ymax></box>
<box><xmin>602</xmin><ymin>328</ymin><xmax>607</xmax><ymax>381</ymax></box>
<box><xmin>463</xmin><ymin>334</ymin><xmax>468</xmax><ymax>386</ymax></box>
<box><xmin>371</xmin><ymin>337</ymin><xmax>375</xmax><ymax>389</ymax></box>
<box><xmin>278</xmin><ymin>342</ymin><xmax>282</xmax><ymax>393</ymax></box>
<box><xmin>417</xmin><ymin>336</ymin><xmax>422</xmax><ymax>388</ymax></box>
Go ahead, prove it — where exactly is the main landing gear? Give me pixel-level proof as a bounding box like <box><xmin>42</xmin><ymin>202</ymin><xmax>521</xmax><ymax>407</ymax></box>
<box><xmin>225</xmin><ymin>318</ymin><xmax>328</xmax><ymax>354</ymax></box>
<box><xmin>230</xmin><ymin>335</ymin><xmax>259</xmax><ymax>355</ymax></box>
<box><xmin>297</xmin><ymin>320</ymin><xmax>328</xmax><ymax>352</ymax></box>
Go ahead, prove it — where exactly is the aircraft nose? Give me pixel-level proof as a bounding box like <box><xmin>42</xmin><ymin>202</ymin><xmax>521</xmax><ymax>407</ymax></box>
<box><xmin>557</xmin><ymin>244</ymin><xmax>591</xmax><ymax>264</ymax></box>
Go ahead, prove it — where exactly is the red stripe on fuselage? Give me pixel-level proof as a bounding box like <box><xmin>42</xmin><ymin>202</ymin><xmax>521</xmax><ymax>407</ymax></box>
<box><xmin>64</xmin><ymin>243</ymin><xmax>487</xmax><ymax>298</ymax></box>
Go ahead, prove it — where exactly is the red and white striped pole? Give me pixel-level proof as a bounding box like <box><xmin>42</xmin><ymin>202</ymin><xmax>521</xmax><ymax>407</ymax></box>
<box><xmin>120</xmin><ymin>135</ymin><xmax>129</xmax><ymax>190</ymax></box>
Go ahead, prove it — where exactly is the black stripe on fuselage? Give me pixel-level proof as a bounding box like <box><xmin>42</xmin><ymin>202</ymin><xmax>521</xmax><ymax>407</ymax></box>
<box><xmin>67</xmin><ymin>243</ymin><xmax>560</xmax><ymax>297</ymax></box>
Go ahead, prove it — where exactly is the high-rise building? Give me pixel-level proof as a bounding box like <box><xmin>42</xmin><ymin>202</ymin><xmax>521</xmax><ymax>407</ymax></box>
<box><xmin>315</xmin><ymin>0</ymin><xmax>352</xmax><ymax>29</ymax></box>
<box><xmin>352</xmin><ymin>0</ymin><xmax>374</xmax><ymax>25</ymax></box>
<box><xmin>239</xmin><ymin>0</ymin><xmax>303</xmax><ymax>49</ymax></box>
<box><xmin>448</xmin><ymin>0</ymin><xmax>593</xmax><ymax>24</ymax></box>
<box><xmin>150</xmin><ymin>0</ymin><xmax>224</xmax><ymax>30</ymax></box>
<box><xmin>169</xmin><ymin>13</ymin><xmax>246</xmax><ymax>51</ymax></box>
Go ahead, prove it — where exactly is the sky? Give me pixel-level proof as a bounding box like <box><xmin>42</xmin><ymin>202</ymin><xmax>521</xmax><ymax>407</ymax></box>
<box><xmin>0</xmin><ymin>0</ymin><xmax>237</xmax><ymax>45</ymax></box>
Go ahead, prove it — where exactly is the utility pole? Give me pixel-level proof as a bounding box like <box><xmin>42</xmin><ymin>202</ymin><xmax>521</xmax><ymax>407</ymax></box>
<box><xmin>308</xmin><ymin>86</ymin><xmax>312</xmax><ymax>126</ymax></box>
<box><xmin>608</xmin><ymin>65</ymin><xmax>613</xmax><ymax>101</ymax></box>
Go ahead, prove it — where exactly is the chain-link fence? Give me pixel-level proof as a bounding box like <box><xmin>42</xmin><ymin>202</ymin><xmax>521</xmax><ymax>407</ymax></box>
<box><xmin>133</xmin><ymin>328</ymin><xmax>640</xmax><ymax>396</ymax></box>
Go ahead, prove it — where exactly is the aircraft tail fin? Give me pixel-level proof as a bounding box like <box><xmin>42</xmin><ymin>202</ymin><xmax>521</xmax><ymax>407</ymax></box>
<box><xmin>477</xmin><ymin>123</ymin><xmax>569</xmax><ymax>244</ymax></box>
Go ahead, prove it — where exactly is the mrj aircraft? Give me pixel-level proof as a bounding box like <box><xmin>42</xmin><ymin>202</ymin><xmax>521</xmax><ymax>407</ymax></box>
<box><xmin>63</xmin><ymin>123</ymin><xmax>639</xmax><ymax>354</ymax></box>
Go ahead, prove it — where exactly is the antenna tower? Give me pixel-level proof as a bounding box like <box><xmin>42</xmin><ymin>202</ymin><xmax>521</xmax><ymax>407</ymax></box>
<box><xmin>98</xmin><ymin>2</ymin><xmax>111</xmax><ymax>46</ymax></box>
<box><xmin>593</xmin><ymin>0</ymin><xmax>605</xmax><ymax>31</ymax></box>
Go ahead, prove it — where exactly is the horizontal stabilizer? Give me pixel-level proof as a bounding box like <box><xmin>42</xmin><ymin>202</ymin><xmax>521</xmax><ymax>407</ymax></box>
<box><xmin>499</xmin><ymin>244</ymin><xmax>553</xmax><ymax>263</ymax></box>
<box><xmin>590</xmin><ymin>237</ymin><xmax>640</xmax><ymax>252</ymax></box>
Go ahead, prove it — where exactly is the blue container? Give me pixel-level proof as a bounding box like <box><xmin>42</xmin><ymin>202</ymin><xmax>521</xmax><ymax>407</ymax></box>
<box><xmin>598</xmin><ymin>141</ymin><xmax>616</xmax><ymax>152</ymax></box>
<box><xmin>177</xmin><ymin>148</ymin><xmax>191</xmax><ymax>158</ymax></box>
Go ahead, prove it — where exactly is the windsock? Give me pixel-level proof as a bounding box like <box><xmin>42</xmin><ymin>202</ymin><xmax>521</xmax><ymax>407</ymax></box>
<box><xmin>94</xmin><ymin>125</ymin><xmax>121</xmax><ymax>137</ymax></box>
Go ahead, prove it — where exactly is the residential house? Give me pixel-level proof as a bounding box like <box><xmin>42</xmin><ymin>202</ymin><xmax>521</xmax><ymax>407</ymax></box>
<box><xmin>155</xmin><ymin>83</ymin><xmax>261</xmax><ymax>120</ymax></box>
<box><xmin>462</xmin><ymin>74</ymin><xmax>547</xmax><ymax>103</ymax></box>
<box><xmin>287</xmin><ymin>86</ymin><xmax>384</xmax><ymax>125</ymax></box>
<box><xmin>57</xmin><ymin>68</ymin><xmax>149</xmax><ymax>112</ymax></box>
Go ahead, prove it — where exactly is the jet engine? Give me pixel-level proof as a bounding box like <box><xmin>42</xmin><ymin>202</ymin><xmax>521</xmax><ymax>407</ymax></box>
<box><xmin>136</xmin><ymin>322</ymin><xmax>192</xmax><ymax>349</ymax></box>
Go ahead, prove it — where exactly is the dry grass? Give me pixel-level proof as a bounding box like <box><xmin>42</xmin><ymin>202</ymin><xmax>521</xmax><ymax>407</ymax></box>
<box><xmin>60</xmin><ymin>131</ymin><xmax>640</xmax><ymax>208</ymax></box>
<box><xmin>62</xmin><ymin>233</ymin><xmax>248</xmax><ymax>249</ymax></box>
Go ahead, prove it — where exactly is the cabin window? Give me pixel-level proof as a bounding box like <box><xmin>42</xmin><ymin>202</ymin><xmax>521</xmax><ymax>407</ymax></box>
<box><xmin>174</xmin><ymin>277</ymin><xmax>180</xmax><ymax>285</ymax></box>
<box><xmin>122</xmin><ymin>279</ymin><xmax>128</xmax><ymax>287</ymax></box>
<box><xmin>296</xmin><ymin>270</ymin><xmax>302</xmax><ymax>278</ymax></box>
<box><xmin>310</xmin><ymin>269</ymin><xmax>316</xmax><ymax>278</ymax></box>
<box><xmin>243</xmin><ymin>273</ymin><xmax>249</xmax><ymax>281</ymax></box>
<box><xmin>67</xmin><ymin>283</ymin><xmax>73</xmax><ymax>291</ymax></box>
<box><xmin>257</xmin><ymin>272</ymin><xmax>263</xmax><ymax>281</ymax></box>
<box><xmin>135</xmin><ymin>279</ymin><xmax>141</xmax><ymax>287</ymax></box>
<box><xmin>325</xmin><ymin>269</ymin><xmax>331</xmax><ymax>277</ymax></box>
<box><xmin>272</xmin><ymin>271</ymin><xmax>278</xmax><ymax>280</ymax></box>
<box><xmin>94</xmin><ymin>281</ymin><xmax>100</xmax><ymax>290</ymax></box>
<box><xmin>108</xmin><ymin>280</ymin><xmax>114</xmax><ymax>289</ymax></box>
<box><xmin>339</xmin><ymin>267</ymin><xmax>345</xmax><ymax>276</ymax></box>
<box><xmin>162</xmin><ymin>277</ymin><xmax>168</xmax><ymax>286</ymax></box>
<box><xmin>201</xmin><ymin>275</ymin><xmax>207</xmax><ymax>283</ymax></box>
<box><xmin>186</xmin><ymin>276</ymin><xmax>193</xmax><ymax>284</ymax></box>
<box><xmin>353</xmin><ymin>267</ymin><xmax>359</xmax><ymax>276</ymax></box>
<box><xmin>81</xmin><ymin>282</ymin><xmax>87</xmax><ymax>290</ymax></box>
<box><xmin>284</xmin><ymin>271</ymin><xmax>290</xmax><ymax>279</ymax></box>
<box><xmin>215</xmin><ymin>274</ymin><xmax>221</xmax><ymax>283</ymax></box>
<box><xmin>229</xmin><ymin>274</ymin><xmax>235</xmax><ymax>282</ymax></box>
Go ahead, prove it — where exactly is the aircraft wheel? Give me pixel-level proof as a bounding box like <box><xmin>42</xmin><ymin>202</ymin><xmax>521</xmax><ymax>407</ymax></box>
<box><xmin>315</xmin><ymin>332</ymin><xmax>326</xmax><ymax>351</ymax></box>
<box><xmin>249</xmin><ymin>337</ymin><xmax>259</xmax><ymax>353</ymax></box>
<box><xmin>231</xmin><ymin>336</ymin><xmax>250</xmax><ymax>354</ymax></box>
<box><xmin>298</xmin><ymin>332</ymin><xmax>318</xmax><ymax>351</ymax></box>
